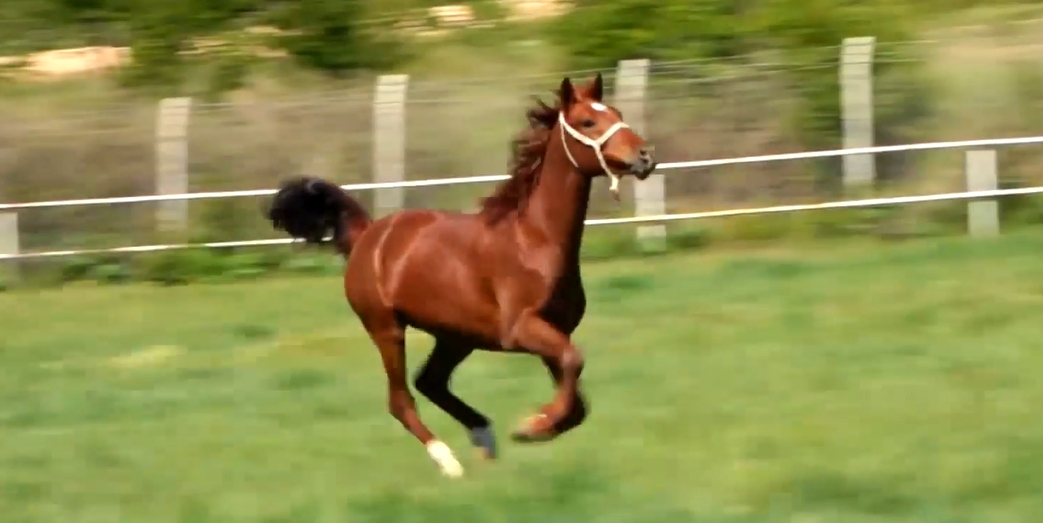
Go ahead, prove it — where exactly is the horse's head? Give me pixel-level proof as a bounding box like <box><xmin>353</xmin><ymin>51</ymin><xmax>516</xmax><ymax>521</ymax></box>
<box><xmin>556</xmin><ymin>73</ymin><xmax>657</xmax><ymax>198</ymax></box>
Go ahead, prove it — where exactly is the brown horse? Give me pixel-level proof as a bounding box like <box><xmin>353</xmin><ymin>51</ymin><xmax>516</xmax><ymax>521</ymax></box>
<box><xmin>266</xmin><ymin>73</ymin><xmax>656</xmax><ymax>477</ymax></box>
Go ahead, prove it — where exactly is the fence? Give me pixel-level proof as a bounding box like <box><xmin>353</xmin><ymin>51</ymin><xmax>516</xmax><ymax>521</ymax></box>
<box><xmin>3</xmin><ymin>135</ymin><xmax>1043</xmax><ymax>260</ymax></box>
<box><xmin>2</xmin><ymin>37</ymin><xmax>1043</xmax><ymax>261</ymax></box>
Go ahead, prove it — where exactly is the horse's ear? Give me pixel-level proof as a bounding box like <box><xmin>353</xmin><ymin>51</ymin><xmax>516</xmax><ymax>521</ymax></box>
<box><xmin>559</xmin><ymin>76</ymin><xmax>576</xmax><ymax>108</ymax></box>
<box><xmin>587</xmin><ymin>72</ymin><xmax>604</xmax><ymax>102</ymax></box>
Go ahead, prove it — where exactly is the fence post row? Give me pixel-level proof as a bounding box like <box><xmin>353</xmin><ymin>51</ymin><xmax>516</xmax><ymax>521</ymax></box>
<box><xmin>614</xmin><ymin>58</ymin><xmax>665</xmax><ymax>251</ymax></box>
<box><xmin>840</xmin><ymin>36</ymin><xmax>877</xmax><ymax>190</ymax></box>
<box><xmin>965</xmin><ymin>149</ymin><xmax>1000</xmax><ymax>238</ymax></box>
<box><xmin>0</xmin><ymin>44</ymin><xmax>1020</xmax><ymax>265</ymax></box>
<box><xmin>373</xmin><ymin>74</ymin><xmax>409</xmax><ymax>217</ymax></box>
<box><xmin>155</xmin><ymin>97</ymin><xmax>192</xmax><ymax>234</ymax></box>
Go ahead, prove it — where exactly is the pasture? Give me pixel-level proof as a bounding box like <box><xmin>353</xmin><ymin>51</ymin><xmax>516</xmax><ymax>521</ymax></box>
<box><xmin>3</xmin><ymin>229</ymin><xmax>1043</xmax><ymax>522</ymax></box>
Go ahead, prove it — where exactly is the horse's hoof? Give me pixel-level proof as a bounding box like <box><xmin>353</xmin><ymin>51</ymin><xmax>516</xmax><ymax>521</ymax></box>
<box><xmin>426</xmin><ymin>440</ymin><xmax>464</xmax><ymax>478</ymax></box>
<box><xmin>440</xmin><ymin>466</ymin><xmax>464</xmax><ymax>478</ymax></box>
<box><xmin>510</xmin><ymin>414</ymin><xmax>557</xmax><ymax>443</ymax></box>
<box><xmin>469</xmin><ymin>426</ymin><xmax>498</xmax><ymax>460</ymax></box>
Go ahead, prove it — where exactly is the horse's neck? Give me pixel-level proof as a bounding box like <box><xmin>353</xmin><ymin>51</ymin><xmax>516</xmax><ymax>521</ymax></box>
<box><xmin>523</xmin><ymin>139</ymin><xmax>592</xmax><ymax>264</ymax></box>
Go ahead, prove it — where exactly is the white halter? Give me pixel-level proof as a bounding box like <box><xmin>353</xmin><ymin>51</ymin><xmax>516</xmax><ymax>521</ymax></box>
<box><xmin>558</xmin><ymin>103</ymin><xmax>630</xmax><ymax>199</ymax></box>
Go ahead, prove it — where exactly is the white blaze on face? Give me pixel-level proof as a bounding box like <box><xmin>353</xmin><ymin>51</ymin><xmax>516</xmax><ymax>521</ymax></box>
<box><xmin>589</xmin><ymin>102</ymin><xmax>607</xmax><ymax>112</ymax></box>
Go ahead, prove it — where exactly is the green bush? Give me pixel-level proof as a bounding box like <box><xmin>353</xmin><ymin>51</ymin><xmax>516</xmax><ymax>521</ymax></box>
<box><xmin>4</xmin><ymin>0</ymin><xmax>410</xmax><ymax>91</ymax></box>
<box><xmin>265</xmin><ymin>0</ymin><xmax>409</xmax><ymax>75</ymax></box>
<box><xmin>118</xmin><ymin>2</ymin><xmax>192</xmax><ymax>92</ymax></box>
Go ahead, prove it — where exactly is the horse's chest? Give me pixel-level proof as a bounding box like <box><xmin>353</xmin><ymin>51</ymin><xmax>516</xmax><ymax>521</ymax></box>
<box><xmin>540</xmin><ymin>277</ymin><xmax>586</xmax><ymax>334</ymax></box>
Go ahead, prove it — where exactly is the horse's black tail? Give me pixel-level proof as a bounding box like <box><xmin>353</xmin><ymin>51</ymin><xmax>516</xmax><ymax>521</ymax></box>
<box><xmin>265</xmin><ymin>176</ymin><xmax>372</xmax><ymax>257</ymax></box>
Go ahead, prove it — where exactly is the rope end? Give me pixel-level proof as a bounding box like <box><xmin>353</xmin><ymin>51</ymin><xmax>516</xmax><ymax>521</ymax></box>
<box><xmin>608</xmin><ymin>174</ymin><xmax>621</xmax><ymax>201</ymax></box>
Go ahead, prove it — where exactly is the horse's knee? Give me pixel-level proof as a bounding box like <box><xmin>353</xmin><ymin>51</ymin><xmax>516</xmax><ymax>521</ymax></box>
<box><xmin>561</xmin><ymin>345</ymin><xmax>585</xmax><ymax>375</ymax></box>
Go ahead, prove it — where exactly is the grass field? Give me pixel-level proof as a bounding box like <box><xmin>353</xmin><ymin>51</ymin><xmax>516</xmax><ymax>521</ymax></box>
<box><xmin>3</xmin><ymin>229</ymin><xmax>1043</xmax><ymax>522</ymax></box>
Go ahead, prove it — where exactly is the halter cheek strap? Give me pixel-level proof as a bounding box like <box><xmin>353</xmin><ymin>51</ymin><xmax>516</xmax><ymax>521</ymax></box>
<box><xmin>558</xmin><ymin>111</ymin><xmax>631</xmax><ymax>198</ymax></box>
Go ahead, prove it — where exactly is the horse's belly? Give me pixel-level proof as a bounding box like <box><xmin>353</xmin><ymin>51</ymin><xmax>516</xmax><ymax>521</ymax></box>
<box><xmin>396</xmin><ymin>296</ymin><xmax>501</xmax><ymax>347</ymax></box>
<box><xmin>389</xmin><ymin>267</ymin><xmax>501</xmax><ymax>346</ymax></box>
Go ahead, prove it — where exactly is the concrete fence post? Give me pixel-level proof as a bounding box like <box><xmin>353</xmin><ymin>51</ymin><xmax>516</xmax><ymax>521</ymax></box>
<box><xmin>965</xmin><ymin>149</ymin><xmax>999</xmax><ymax>238</ymax></box>
<box><xmin>840</xmin><ymin>36</ymin><xmax>876</xmax><ymax>190</ymax></box>
<box><xmin>614</xmin><ymin>58</ymin><xmax>664</xmax><ymax>251</ymax></box>
<box><xmin>0</xmin><ymin>212</ymin><xmax>19</xmax><ymax>281</ymax></box>
<box><xmin>373</xmin><ymin>74</ymin><xmax>409</xmax><ymax>217</ymax></box>
<box><xmin>155</xmin><ymin>97</ymin><xmax>192</xmax><ymax>234</ymax></box>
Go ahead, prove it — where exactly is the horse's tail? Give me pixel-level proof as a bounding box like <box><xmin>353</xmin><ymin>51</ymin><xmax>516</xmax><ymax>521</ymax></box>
<box><xmin>266</xmin><ymin>176</ymin><xmax>372</xmax><ymax>257</ymax></box>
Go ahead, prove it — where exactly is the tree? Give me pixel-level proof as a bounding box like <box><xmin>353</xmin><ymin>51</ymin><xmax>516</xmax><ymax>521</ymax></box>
<box><xmin>268</xmin><ymin>0</ymin><xmax>407</xmax><ymax>75</ymax></box>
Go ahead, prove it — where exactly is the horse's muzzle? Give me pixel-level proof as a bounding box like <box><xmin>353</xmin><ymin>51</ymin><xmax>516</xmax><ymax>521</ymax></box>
<box><xmin>633</xmin><ymin>160</ymin><xmax>656</xmax><ymax>179</ymax></box>
<box><xmin>630</xmin><ymin>146</ymin><xmax>657</xmax><ymax>179</ymax></box>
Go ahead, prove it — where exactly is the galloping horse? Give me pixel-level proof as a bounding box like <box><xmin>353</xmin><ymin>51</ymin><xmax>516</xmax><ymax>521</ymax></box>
<box><xmin>266</xmin><ymin>73</ymin><xmax>656</xmax><ymax>477</ymax></box>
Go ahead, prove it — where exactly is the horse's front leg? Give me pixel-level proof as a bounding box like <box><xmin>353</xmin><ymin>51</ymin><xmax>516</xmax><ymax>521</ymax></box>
<box><xmin>535</xmin><ymin>355</ymin><xmax>589</xmax><ymax>436</ymax></box>
<box><xmin>504</xmin><ymin>310</ymin><xmax>585</xmax><ymax>442</ymax></box>
<box><xmin>547</xmin><ymin>291</ymin><xmax>589</xmax><ymax>435</ymax></box>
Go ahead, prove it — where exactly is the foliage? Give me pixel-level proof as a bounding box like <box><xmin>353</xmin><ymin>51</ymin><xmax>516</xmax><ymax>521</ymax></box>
<box><xmin>264</xmin><ymin>0</ymin><xmax>408</xmax><ymax>76</ymax></box>
<box><xmin>13</xmin><ymin>246</ymin><xmax>343</xmax><ymax>289</ymax></box>
<box><xmin>1</xmin><ymin>0</ymin><xmax>411</xmax><ymax>90</ymax></box>
<box><xmin>548</xmin><ymin>0</ymin><xmax>911</xmax><ymax>70</ymax></box>
<box><xmin>118</xmin><ymin>1</ymin><xmax>194</xmax><ymax>92</ymax></box>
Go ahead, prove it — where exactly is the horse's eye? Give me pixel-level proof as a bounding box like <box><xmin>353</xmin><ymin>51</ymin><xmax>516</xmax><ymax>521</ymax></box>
<box><xmin>581</xmin><ymin>119</ymin><xmax>595</xmax><ymax>128</ymax></box>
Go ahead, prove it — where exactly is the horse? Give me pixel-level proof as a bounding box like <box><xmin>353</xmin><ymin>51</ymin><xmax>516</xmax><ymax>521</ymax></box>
<box><xmin>265</xmin><ymin>73</ymin><xmax>657</xmax><ymax>477</ymax></box>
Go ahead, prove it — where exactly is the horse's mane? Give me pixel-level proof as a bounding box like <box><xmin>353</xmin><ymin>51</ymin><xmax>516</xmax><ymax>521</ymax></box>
<box><xmin>478</xmin><ymin>94</ymin><xmax>561</xmax><ymax>225</ymax></box>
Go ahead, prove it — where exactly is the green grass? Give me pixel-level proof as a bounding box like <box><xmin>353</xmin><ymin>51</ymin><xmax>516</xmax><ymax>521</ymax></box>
<box><xmin>3</xmin><ymin>230</ymin><xmax>1043</xmax><ymax>522</ymax></box>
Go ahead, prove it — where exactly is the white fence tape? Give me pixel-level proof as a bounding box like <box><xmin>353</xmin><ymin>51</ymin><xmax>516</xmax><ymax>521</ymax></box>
<box><xmin>2</xmin><ymin>185</ymin><xmax>1041</xmax><ymax>261</ymax></box>
<box><xmin>2</xmin><ymin>135</ymin><xmax>1043</xmax><ymax>211</ymax></box>
<box><xmin>2</xmin><ymin>135</ymin><xmax>1042</xmax><ymax>260</ymax></box>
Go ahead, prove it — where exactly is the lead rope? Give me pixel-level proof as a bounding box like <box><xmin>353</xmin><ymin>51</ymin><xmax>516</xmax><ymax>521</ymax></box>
<box><xmin>558</xmin><ymin>112</ymin><xmax>630</xmax><ymax>200</ymax></box>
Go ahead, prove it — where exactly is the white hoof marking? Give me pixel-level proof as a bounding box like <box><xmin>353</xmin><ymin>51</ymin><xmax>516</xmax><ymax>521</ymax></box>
<box><xmin>426</xmin><ymin>439</ymin><xmax>464</xmax><ymax>478</ymax></box>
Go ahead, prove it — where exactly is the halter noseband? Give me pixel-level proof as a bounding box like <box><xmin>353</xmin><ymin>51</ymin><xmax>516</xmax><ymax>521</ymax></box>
<box><xmin>558</xmin><ymin>106</ymin><xmax>630</xmax><ymax>198</ymax></box>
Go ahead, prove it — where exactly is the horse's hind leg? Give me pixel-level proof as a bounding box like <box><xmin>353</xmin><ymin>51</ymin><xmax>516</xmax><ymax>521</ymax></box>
<box><xmin>414</xmin><ymin>337</ymin><xmax>497</xmax><ymax>460</ymax></box>
<box><xmin>364</xmin><ymin>320</ymin><xmax>464</xmax><ymax>477</ymax></box>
